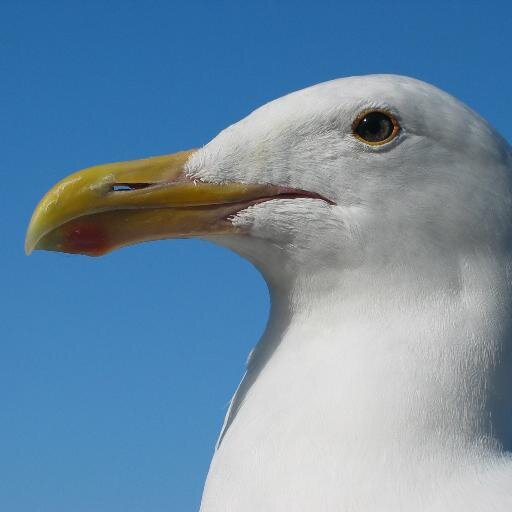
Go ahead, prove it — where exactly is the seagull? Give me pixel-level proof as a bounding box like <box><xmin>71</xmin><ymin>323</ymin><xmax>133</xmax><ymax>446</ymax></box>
<box><xmin>26</xmin><ymin>75</ymin><xmax>512</xmax><ymax>511</ymax></box>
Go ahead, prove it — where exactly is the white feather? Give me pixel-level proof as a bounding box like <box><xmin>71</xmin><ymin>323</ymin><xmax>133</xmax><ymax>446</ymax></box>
<box><xmin>187</xmin><ymin>75</ymin><xmax>512</xmax><ymax>511</ymax></box>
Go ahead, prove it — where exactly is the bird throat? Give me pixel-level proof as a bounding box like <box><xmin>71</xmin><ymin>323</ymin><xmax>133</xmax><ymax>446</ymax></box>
<box><xmin>200</xmin><ymin>263</ymin><xmax>512</xmax><ymax>510</ymax></box>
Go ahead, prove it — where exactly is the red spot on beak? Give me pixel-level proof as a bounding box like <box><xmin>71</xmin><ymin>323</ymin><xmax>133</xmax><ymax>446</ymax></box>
<box><xmin>62</xmin><ymin>223</ymin><xmax>109</xmax><ymax>256</ymax></box>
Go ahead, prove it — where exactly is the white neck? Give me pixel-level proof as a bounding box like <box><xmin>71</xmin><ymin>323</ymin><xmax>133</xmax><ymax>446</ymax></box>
<box><xmin>200</xmin><ymin>253</ymin><xmax>512</xmax><ymax>511</ymax></box>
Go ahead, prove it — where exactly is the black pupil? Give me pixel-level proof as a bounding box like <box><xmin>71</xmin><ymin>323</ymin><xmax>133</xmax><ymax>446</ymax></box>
<box><xmin>355</xmin><ymin>112</ymin><xmax>394</xmax><ymax>142</ymax></box>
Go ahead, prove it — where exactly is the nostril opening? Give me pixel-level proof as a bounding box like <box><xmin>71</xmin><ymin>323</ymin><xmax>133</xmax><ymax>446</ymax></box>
<box><xmin>112</xmin><ymin>184</ymin><xmax>134</xmax><ymax>192</ymax></box>
<box><xmin>111</xmin><ymin>183</ymin><xmax>152</xmax><ymax>192</ymax></box>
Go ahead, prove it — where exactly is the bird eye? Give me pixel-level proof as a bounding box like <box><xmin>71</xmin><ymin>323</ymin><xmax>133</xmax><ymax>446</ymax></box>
<box><xmin>352</xmin><ymin>110</ymin><xmax>399</xmax><ymax>145</ymax></box>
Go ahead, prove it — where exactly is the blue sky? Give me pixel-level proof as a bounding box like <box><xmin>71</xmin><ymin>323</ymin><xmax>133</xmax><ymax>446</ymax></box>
<box><xmin>2</xmin><ymin>1</ymin><xmax>511</xmax><ymax>510</ymax></box>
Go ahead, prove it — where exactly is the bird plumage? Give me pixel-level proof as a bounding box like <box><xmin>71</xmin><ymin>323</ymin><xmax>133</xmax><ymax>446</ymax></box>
<box><xmin>186</xmin><ymin>75</ymin><xmax>512</xmax><ymax>511</ymax></box>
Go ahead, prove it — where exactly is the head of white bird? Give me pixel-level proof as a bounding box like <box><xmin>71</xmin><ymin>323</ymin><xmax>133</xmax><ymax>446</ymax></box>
<box><xmin>26</xmin><ymin>75</ymin><xmax>512</xmax><ymax>286</ymax></box>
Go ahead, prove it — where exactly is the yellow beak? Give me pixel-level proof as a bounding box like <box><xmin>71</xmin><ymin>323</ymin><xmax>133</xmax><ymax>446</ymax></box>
<box><xmin>25</xmin><ymin>150</ymin><xmax>300</xmax><ymax>256</ymax></box>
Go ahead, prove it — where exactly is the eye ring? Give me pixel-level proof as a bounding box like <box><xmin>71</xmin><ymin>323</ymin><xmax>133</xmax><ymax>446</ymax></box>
<box><xmin>352</xmin><ymin>109</ymin><xmax>400</xmax><ymax>146</ymax></box>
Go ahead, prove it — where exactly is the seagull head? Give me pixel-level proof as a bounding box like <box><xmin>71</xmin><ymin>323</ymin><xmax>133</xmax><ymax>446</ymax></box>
<box><xmin>26</xmin><ymin>75</ymin><xmax>512</xmax><ymax>285</ymax></box>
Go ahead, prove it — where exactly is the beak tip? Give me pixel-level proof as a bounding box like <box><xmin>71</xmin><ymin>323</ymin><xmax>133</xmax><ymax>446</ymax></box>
<box><xmin>25</xmin><ymin>219</ymin><xmax>38</xmax><ymax>255</ymax></box>
<box><xmin>25</xmin><ymin>218</ymin><xmax>41</xmax><ymax>255</ymax></box>
<box><xmin>24</xmin><ymin>237</ymin><xmax>35</xmax><ymax>256</ymax></box>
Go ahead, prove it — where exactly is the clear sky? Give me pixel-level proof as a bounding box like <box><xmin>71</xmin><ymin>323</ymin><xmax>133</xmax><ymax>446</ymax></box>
<box><xmin>2</xmin><ymin>1</ymin><xmax>512</xmax><ymax>510</ymax></box>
